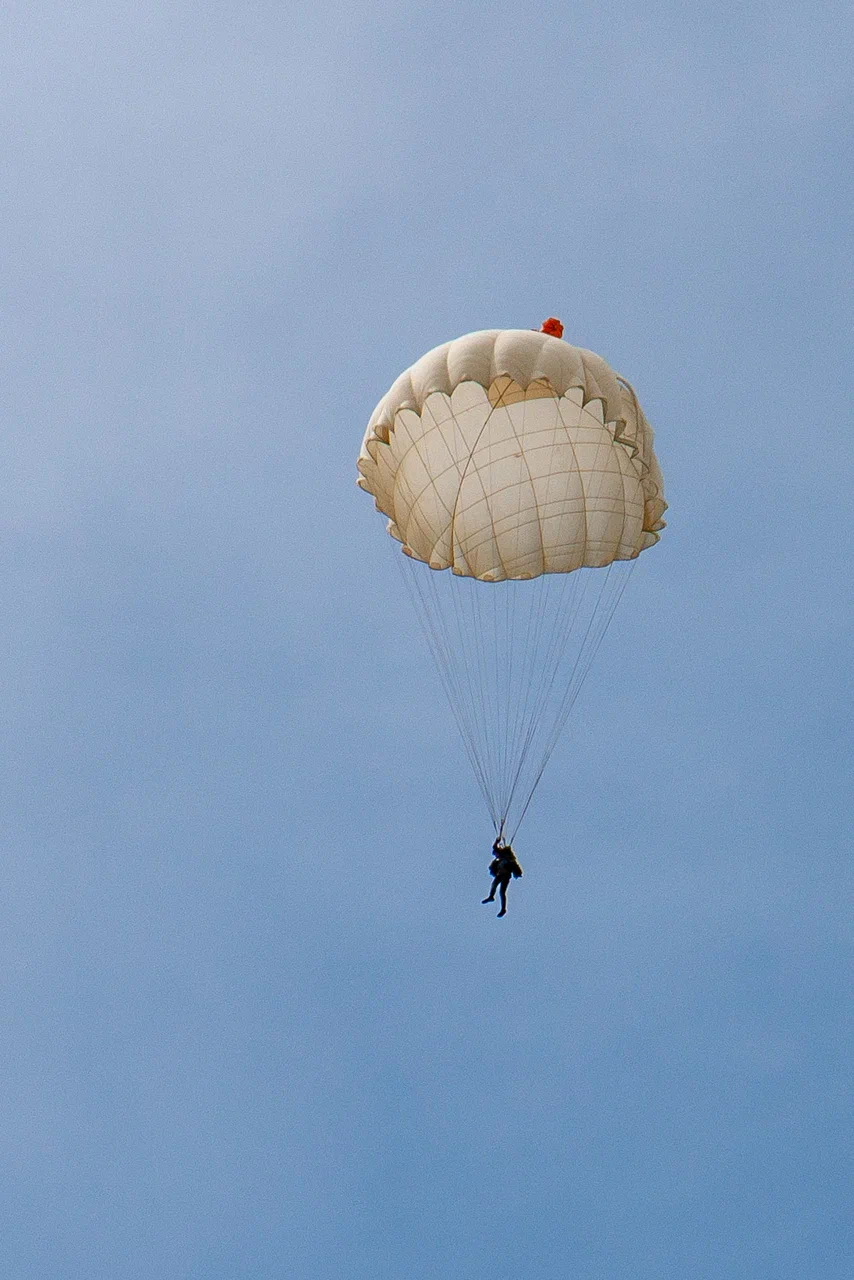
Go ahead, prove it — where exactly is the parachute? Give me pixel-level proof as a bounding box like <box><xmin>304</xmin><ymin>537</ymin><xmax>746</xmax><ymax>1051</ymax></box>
<box><xmin>357</xmin><ymin>324</ymin><xmax>666</xmax><ymax>839</ymax></box>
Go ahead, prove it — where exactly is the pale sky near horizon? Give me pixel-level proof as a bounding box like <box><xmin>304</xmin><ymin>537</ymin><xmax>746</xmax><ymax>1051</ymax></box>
<box><xmin>2</xmin><ymin>3</ymin><xmax>852</xmax><ymax>1277</ymax></box>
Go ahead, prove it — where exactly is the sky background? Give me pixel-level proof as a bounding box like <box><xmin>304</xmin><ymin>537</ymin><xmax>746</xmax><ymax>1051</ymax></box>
<box><xmin>2</xmin><ymin>2</ymin><xmax>853</xmax><ymax>1277</ymax></box>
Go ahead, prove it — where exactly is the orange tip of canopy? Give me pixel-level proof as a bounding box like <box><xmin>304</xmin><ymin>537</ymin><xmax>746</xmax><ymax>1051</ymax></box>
<box><xmin>540</xmin><ymin>317</ymin><xmax>564</xmax><ymax>338</ymax></box>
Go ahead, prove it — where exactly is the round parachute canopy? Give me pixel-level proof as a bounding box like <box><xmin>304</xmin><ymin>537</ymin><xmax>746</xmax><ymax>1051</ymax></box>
<box><xmin>357</xmin><ymin>326</ymin><xmax>666</xmax><ymax>836</ymax></box>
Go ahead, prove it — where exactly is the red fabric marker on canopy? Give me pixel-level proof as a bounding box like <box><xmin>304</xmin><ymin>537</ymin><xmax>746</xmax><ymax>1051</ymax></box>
<box><xmin>540</xmin><ymin>317</ymin><xmax>564</xmax><ymax>338</ymax></box>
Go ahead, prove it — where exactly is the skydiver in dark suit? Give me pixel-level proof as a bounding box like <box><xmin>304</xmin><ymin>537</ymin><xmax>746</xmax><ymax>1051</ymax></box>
<box><xmin>482</xmin><ymin>838</ymin><xmax>523</xmax><ymax>917</ymax></box>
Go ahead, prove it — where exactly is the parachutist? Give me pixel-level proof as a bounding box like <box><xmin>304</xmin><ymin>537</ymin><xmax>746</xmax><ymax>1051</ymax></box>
<box><xmin>482</xmin><ymin>838</ymin><xmax>523</xmax><ymax>916</ymax></box>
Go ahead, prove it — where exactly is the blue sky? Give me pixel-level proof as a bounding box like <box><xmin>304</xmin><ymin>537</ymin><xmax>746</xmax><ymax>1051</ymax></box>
<box><xmin>2</xmin><ymin>2</ymin><xmax>852</xmax><ymax>1276</ymax></box>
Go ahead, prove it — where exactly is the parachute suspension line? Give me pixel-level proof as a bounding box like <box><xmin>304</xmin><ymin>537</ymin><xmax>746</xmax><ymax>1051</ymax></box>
<box><xmin>508</xmin><ymin>558</ymin><xmax>635</xmax><ymax>840</ymax></box>
<box><xmin>404</xmin><ymin>550</ymin><xmax>635</xmax><ymax>841</ymax></box>
<box><xmin>499</xmin><ymin>567</ymin><xmax>531</xmax><ymax>821</ymax></box>
<box><xmin>402</xmin><ymin>558</ymin><xmax>481</xmax><ymax>808</ymax></box>
<box><xmin>450</xmin><ymin>565</ymin><xmax>486</xmax><ymax>808</ymax></box>
<box><xmin>502</xmin><ymin>568</ymin><xmax>591</xmax><ymax>825</ymax></box>
<box><xmin>491</xmin><ymin>574</ymin><xmax>503</xmax><ymax>816</ymax></box>
<box><xmin>431</xmin><ymin>560</ymin><xmax>501</xmax><ymax>828</ymax></box>
<box><xmin>468</xmin><ymin>569</ymin><xmax>497</xmax><ymax>806</ymax></box>
<box><xmin>398</xmin><ymin>552</ymin><xmax>497</xmax><ymax>825</ymax></box>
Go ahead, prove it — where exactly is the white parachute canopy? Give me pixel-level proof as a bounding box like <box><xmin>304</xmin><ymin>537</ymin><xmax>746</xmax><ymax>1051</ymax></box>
<box><xmin>357</xmin><ymin>325</ymin><xmax>666</xmax><ymax>837</ymax></box>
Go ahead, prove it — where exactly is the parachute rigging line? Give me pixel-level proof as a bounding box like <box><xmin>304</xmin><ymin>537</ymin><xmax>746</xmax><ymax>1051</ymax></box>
<box><xmin>397</xmin><ymin>550</ymin><xmax>635</xmax><ymax>839</ymax></box>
